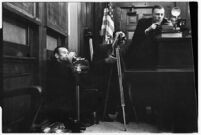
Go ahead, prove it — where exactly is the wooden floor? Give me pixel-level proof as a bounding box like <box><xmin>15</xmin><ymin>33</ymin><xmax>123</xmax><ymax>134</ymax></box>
<box><xmin>84</xmin><ymin>121</ymin><xmax>160</xmax><ymax>133</ymax></box>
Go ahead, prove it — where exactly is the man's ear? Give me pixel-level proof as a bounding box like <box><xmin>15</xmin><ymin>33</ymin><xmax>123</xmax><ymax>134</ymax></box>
<box><xmin>55</xmin><ymin>53</ymin><xmax>59</xmax><ymax>59</ymax></box>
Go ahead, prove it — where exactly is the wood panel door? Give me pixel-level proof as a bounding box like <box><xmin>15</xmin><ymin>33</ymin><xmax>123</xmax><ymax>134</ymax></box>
<box><xmin>2</xmin><ymin>3</ymin><xmax>41</xmax><ymax>130</ymax></box>
<box><xmin>79</xmin><ymin>2</ymin><xmax>94</xmax><ymax>58</ymax></box>
<box><xmin>3</xmin><ymin>3</ymin><xmax>40</xmax><ymax>91</ymax></box>
<box><xmin>46</xmin><ymin>2</ymin><xmax>68</xmax><ymax>35</ymax></box>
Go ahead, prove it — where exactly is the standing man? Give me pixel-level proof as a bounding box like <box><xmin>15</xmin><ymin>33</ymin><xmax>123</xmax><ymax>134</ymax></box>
<box><xmin>91</xmin><ymin>31</ymin><xmax>126</xmax><ymax>121</ymax></box>
<box><xmin>126</xmin><ymin>5</ymin><xmax>169</xmax><ymax>68</ymax></box>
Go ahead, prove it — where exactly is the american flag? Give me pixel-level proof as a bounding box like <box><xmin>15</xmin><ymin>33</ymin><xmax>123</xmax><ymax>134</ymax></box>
<box><xmin>100</xmin><ymin>3</ymin><xmax>114</xmax><ymax>44</ymax></box>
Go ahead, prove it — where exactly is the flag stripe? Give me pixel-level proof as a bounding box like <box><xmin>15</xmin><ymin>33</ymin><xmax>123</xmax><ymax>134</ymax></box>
<box><xmin>102</xmin><ymin>16</ymin><xmax>114</xmax><ymax>30</ymax></box>
<box><xmin>100</xmin><ymin>6</ymin><xmax>114</xmax><ymax>44</ymax></box>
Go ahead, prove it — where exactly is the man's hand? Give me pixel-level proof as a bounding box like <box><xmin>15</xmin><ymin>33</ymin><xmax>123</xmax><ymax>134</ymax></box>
<box><xmin>115</xmin><ymin>31</ymin><xmax>126</xmax><ymax>39</ymax></box>
<box><xmin>149</xmin><ymin>23</ymin><xmax>159</xmax><ymax>30</ymax></box>
<box><xmin>145</xmin><ymin>23</ymin><xmax>160</xmax><ymax>34</ymax></box>
<box><xmin>105</xmin><ymin>55</ymin><xmax>117</xmax><ymax>63</ymax></box>
<box><xmin>68</xmin><ymin>52</ymin><xmax>76</xmax><ymax>63</ymax></box>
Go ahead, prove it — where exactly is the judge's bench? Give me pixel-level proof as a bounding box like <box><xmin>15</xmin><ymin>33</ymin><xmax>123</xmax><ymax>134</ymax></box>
<box><xmin>124</xmin><ymin>35</ymin><xmax>197</xmax><ymax>132</ymax></box>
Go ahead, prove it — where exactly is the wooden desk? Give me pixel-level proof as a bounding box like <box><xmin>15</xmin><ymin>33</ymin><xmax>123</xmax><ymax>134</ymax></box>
<box><xmin>156</xmin><ymin>37</ymin><xmax>194</xmax><ymax>68</ymax></box>
<box><xmin>124</xmin><ymin>37</ymin><xmax>197</xmax><ymax>132</ymax></box>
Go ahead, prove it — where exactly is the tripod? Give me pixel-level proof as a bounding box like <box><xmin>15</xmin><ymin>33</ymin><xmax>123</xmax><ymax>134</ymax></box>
<box><xmin>103</xmin><ymin>46</ymin><xmax>127</xmax><ymax>131</ymax></box>
<box><xmin>116</xmin><ymin>46</ymin><xmax>127</xmax><ymax>131</ymax></box>
<box><xmin>73</xmin><ymin>58</ymin><xmax>89</xmax><ymax>121</ymax></box>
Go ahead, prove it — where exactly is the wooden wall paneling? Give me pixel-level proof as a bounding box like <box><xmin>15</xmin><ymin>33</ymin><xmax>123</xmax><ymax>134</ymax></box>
<box><xmin>93</xmin><ymin>3</ymin><xmax>106</xmax><ymax>45</ymax></box>
<box><xmin>38</xmin><ymin>2</ymin><xmax>47</xmax><ymax>89</ymax></box>
<box><xmin>38</xmin><ymin>25</ymin><xmax>47</xmax><ymax>91</ymax></box>
<box><xmin>80</xmin><ymin>3</ymin><xmax>86</xmax><ymax>57</ymax></box>
<box><xmin>3</xmin><ymin>57</ymin><xmax>36</xmax><ymax>91</ymax></box>
<box><xmin>57</xmin><ymin>36</ymin><xmax>63</xmax><ymax>47</ymax></box>
<box><xmin>3</xmin><ymin>18</ymin><xmax>29</xmax><ymax>57</ymax></box>
<box><xmin>3</xmin><ymin>60</ymin><xmax>33</xmax><ymax>76</ymax></box>
<box><xmin>8</xmin><ymin>2</ymin><xmax>36</xmax><ymax>17</ymax></box>
<box><xmin>4</xmin><ymin>76</ymin><xmax>33</xmax><ymax>91</ymax></box>
<box><xmin>114</xmin><ymin>2</ymin><xmax>148</xmax><ymax>7</ymax></box>
<box><xmin>81</xmin><ymin>3</ymin><xmax>87</xmax><ymax>28</ymax></box>
<box><xmin>29</xmin><ymin>24</ymin><xmax>42</xmax><ymax>85</ymax></box>
<box><xmin>0</xmin><ymin>29</ymin><xmax>2</xmax><ymax>97</ymax></box>
<box><xmin>3</xmin><ymin>3</ymin><xmax>41</xmax><ymax>24</ymax></box>
<box><xmin>3</xmin><ymin>2</ymin><xmax>39</xmax><ymax>92</ymax></box>
<box><xmin>59</xmin><ymin>3</ymin><xmax>68</xmax><ymax>33</ymax></box>
<box><xmin>113</xmin><ymin>5</ymin><xmax>121</xmax><ymax>32</ymax></box>
<box><xmin>3</xmin><ymin>21</ymin><xmax>27</xmax><ymax>45</ymax></box>
<box><xmin>64</xmin><ymin>3</ymin><xmax>68</xmax><ymax>48</ymax></box>
<box><xmin>29</xmin><ymin>26</ymin><xmax>35</xmax><ymax>57</ymax></box>
<box><xmin>46</xmin><ymin>3</ymin><xmax>60</xmax><ymax>30</ymax></box>
<box><xmin>147</xmin><ymin>2</ymin><xmax>175</xmax><ymax>18</ymax></box>
<box><xmin>86</xmin><ymin>3</ymin><xmax>93</xmax><ymax>30</ymax></box>
<box><xmin>46</xmin><ymin>34</ymin><xmax>58</xmax><ymax>51</ymax></box>
<box><xmin>79</xmin><ymin>3</ymin><xmax>94</xmax><ymax>58</ymax></box>
<box><xmin>2</xmin><ymin>94</ymin><xmax>31</xmax><ymax>125</ymax></box>
<box><xmin>46</xmin><ymin>2</ymin><xmax>68</xmax><ymax>35</ymax></box>
<box><xmin>78</xmin><ymin>3</ymin><xmax>83</xmax><ymax>56</ymax></box>
<box><xmin>68</xmin><ymin>3</ymin><xmax>80</xmax><ymax>53</ymax></box>
<box><xmin>2</xmin><ymin>2</ymin><xmax>48</xmax><ymax>130</ymax></box>
<box><xmin>86</xmin><ymin>3</ymin><xmax>94</xmax><ymax>59</ymax></box>
<box><xmin>45</xmin><ymin>2</ymin><xmax>68</xmax><ymax>48</ymax></box>
<box><xmin>79</xmin><ymin>2</ymin><xmax>85</xmax><ymax>57</ymax></box>
<box><xmin>3</xmin><ymin>42</ymin><xmax>30</xmax><ymax>57</ymax></box>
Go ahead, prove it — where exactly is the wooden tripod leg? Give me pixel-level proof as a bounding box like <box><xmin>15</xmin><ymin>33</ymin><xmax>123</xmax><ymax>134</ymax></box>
<box><xmin>76</xmin><ymin>84</ymin><xmax>80</xmax><ymax>121</ymax></box>
<box><xmin>116</xmin><ymin>47</ymin><xmax>127</xmax><ymax>131</ymax></box>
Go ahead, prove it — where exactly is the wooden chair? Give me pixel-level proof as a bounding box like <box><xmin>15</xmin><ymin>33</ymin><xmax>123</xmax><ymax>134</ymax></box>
<box><xmin>1</xmin><ymin>86</ymin><xmax>42</xmax><ymax>133</ymax></box>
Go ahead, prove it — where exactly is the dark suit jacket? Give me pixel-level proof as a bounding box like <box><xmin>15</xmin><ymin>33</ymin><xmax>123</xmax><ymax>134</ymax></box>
<box><xmin>46</xmin><ymin>59</ymin><xmax>76</xmax><ymax>112</ymax></box>
<box><xmin>90</xmin><ymin>44</ymin><xmax>114</xmax><ymax>91</ymax></box>
<box><xmin>126</xmin><ymin>17</ymin><xmax>168</xmax><ymax>69</ymax></box>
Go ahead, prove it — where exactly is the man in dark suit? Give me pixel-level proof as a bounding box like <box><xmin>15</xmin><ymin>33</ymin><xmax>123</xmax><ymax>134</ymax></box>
<box><xmin>126</xmin><ymin>5</ymin><xmax>169</xmax><ymax>68</ymax></box>
<box><xmin>91</xmin><ymin>32</ymin><xmax>127</xmax><ymax>121</ymax></box>
<box><xmin>45</xmin><ymin>46</ymin><xmax>77</xmax><ymax>120</ymax></box>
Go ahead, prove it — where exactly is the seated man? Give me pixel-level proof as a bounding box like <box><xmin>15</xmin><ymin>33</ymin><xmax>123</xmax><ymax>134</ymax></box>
<box><xmin>126</xmin><ymin>5</ymin><xmax>170</xmax><ymax>69</ymax></box>
<box><xmin>45</xmin><ymin>46</ymin><xmax>76</xmax><ymax>120</ymax></box>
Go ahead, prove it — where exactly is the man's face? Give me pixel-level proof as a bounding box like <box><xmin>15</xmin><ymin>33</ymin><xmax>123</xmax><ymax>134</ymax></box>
<box><xmin>152</xmin><ymin>8</ymin><xmax>165</xmax><ymax>24</ymax></box>
<box><xmin>57</xmin><ymin>47</ymin><xmax>69</xmax><ymax>62</ymax></box>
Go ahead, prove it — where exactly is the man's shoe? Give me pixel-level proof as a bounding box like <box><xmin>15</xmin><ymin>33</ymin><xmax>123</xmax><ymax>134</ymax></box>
<box><xmin>108</xmin><ymin>112</ymin><xmax>119</xmax><ymax>121</ymax></box>
<box><xmin>103</xmin><ymin>115</ymin><xmax>114</xmax><ymax>122</ymax></box>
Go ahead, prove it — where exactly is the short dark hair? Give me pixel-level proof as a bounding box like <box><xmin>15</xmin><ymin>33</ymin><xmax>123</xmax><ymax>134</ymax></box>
<box><xmin>152</xmin><ymin>5</ymin><xmax>164</xmax><ymax>13</ymax></box>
